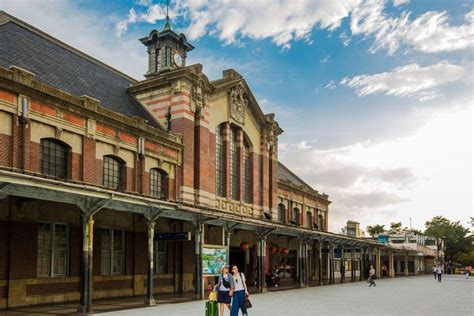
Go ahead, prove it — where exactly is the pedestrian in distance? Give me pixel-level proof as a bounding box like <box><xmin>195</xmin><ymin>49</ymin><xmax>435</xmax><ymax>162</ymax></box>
<box><xmin>213</xmin><ymin>264</ymin><xmax>234</xmax><ymax>316</ymax></box>
<box><xmin>432</xmin><ymin>265</ymin><xmax>437</xmax><ymax>279</ymax></box>
<box><xmin>230</xmin><ymin>265</ymin><xmax>249</xmax><ymax>316</ymax></box>
<box><xmin>436</xmin><ymin>264</ymin><xmax>443</xmax><ymax>283</ymax></box>
<box><xmin>367</xmin><ymin>265</ymin><xmax>376</xmax><ymax>287</ymax></box>
<box><xmin>381</xmin><ymin>265</ymin><xmax>387</xmax><ymax>278</ymax></box>
<box><xmin>271</xmin><ymin>264</ymin><xmax>280</xmax><ymax>287</ymax></box>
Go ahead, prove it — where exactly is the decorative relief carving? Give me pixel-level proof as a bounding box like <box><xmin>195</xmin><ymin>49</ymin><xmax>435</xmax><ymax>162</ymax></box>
<box><xmin>86</xmin><ymin>118</ymin><xmax>96</xmax><ymax>139</ymax></box>
<box><xmin>216</xmin><ymin>197</ymin><xmax>254</xmax><ymax>217</ymax></box>
<box><xmin>229</xmin><ymin>84</ymin><xmax>247</xmax><ymax>125</ymax></box>
<box><xmin>55</xmin><ymin>127</ymin><xmax>63</xmax><ymax>138</ymax></box>
<box><xmin>191</xmin><ymin>80</ymin><xmax>206</xmax><ymax>113</ymax></box>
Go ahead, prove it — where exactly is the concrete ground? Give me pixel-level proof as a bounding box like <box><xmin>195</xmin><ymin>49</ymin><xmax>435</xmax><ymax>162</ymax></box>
<box><xmin>102</xmin><ymin>275</ymin><xmax>474</xmax><ymax>316</ymax></box>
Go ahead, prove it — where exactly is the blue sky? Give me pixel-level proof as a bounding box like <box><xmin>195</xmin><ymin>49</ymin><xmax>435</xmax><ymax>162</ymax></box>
<box><xmin>2</xmin><ymin>0</ymin><xmax>472</xmax><ymax>233</ymax></box>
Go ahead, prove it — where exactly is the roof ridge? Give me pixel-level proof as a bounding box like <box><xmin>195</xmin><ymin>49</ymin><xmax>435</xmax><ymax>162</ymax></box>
<box><xmin>278</xmin><ymin>161</ymin><xmax>314</xmax><ymax>190</ymax></box>
<box><xmin>0</xmin><ymin>10</ymin><xmax>138</xmax><ymax>83</ymax></box>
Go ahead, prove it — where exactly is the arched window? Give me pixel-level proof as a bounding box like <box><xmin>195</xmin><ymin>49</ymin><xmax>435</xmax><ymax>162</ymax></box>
<box><xmin>215</xmin><ymin>124</ymin><xmax>225</xmax><ymax>197</ymax></box>
<box><xmin>242</xmin><ymin>140</ymin><xmax>251</xmax><ymax>203</ymax></box>
<box><xmin>293</xmin><ymin>208</ymin><xmax>301</xmax><ymax>225</ymax></box>
<box><xmin>278</xmin><ymin>203</ymin><xmax>286</xmax><ymax>223</ymax></box>
<box><xmin>306</xmin><ymin>211</ymin><xmax>313</xmax><ymax>229</ymax></box>
<box><xmin>103</xmin><ymin>155</ymin><xmax>125</xmax><ymax>190</ymax></box>
<box><xmin>229</xmin><ymin>127</ymin><xmax>238</xmax><ymax>200</ymax></box>
<box><xmin>40</xmin><ymin>138</ymin><xmax>70</xmax><ymax>179</ymax></box>
<box><xmin>150</xmin><ymin>168</ymin><xmax>168</xmax><ymax>199</ymax></box>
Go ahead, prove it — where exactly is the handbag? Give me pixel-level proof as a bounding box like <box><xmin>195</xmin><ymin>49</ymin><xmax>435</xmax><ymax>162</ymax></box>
<box><xmin>244</xmin><ymin>297</ymin><xmax>252</xmax><ymax>309</ymax></box>
<box><xmin>208</xmin><ymin>291</ymin><xmax>217</xmax><ymax>301</ymax></box>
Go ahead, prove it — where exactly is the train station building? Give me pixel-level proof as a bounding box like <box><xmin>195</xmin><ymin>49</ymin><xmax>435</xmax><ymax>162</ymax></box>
<box><xmin>0</xmin><ymin>11</ymin><xmax>408</xmax><ymax>313</ymax></box>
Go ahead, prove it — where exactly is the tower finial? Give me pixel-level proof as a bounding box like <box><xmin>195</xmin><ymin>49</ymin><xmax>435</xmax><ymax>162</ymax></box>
<box><xmin>163</xmin><ymin>0</ymin><xmax>171</xmax><ymax>31</ymax></box>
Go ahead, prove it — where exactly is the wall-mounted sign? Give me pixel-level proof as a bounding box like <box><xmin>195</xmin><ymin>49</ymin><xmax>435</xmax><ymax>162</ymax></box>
<box><xmin>155</xmin><ymin>232</ymin><xmax>191</xmax><ymax>241</ymax></box>
<box><xmin>377</xmin><ymin>235</ymin><xmax>389</xmax><ymax>244</ymax></box>
<box><xmin>202</xmin><ymin>245</ymin><xmax>228</xmax><ymax>275</ymax></box>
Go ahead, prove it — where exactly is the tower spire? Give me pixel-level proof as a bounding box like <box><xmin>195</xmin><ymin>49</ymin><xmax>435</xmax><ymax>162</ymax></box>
<box><xmin>163</xmin><ymin>0</ymin><xmax>171</xmax><ymax>31</ymax></box>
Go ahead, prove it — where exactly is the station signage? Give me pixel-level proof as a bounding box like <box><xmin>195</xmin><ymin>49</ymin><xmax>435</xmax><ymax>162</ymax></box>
<box><xmin>154</xmin><ymin>232</ymin><xmax>191</xmax><ymax>241</ymax></box>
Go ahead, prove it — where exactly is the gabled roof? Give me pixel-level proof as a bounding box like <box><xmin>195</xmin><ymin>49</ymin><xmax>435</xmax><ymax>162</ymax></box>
<box><xmin>278</xmin><ymin>161</ymin><xmax>314</xmax><ymax>191</ymax></box>
<box><xmin>0</xmin><ymin>11</ymin><xmax>161</xmax><ymax>128</ymax></box>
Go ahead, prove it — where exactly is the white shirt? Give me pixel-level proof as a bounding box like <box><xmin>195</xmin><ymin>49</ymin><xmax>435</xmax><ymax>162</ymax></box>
<box><xmin>233</xmin><ymin>273</ymin><xmax>246</xmax><ymax>291</ymax></box>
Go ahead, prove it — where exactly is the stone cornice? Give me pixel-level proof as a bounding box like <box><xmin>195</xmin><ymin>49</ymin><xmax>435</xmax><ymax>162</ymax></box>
<box><xmin>0</xmin><ymin>65</ymin><xmax>183</xmax><ymax>152</ymax></box>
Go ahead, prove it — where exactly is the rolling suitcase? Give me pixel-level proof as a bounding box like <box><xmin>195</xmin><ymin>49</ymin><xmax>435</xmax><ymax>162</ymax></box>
<box><xmin>205</xmin><ymin>300</ymin><xmax>218</xmax><ymax>316</ymax></box>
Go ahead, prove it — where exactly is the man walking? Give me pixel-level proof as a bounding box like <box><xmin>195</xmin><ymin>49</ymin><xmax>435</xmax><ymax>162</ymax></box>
<box><xmin>432</xmin><ymin>265</ymin><xmax>437</xmax><ymax>279</ymax></box>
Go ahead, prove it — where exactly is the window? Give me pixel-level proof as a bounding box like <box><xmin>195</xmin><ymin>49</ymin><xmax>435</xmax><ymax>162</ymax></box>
<box><xmin>40</xmin><ymin>139</ymin><xmax>70</xmax><ymax>179</ymax></box>
<box><xmin>229</xmin><ymin>127</ymin><xmax>238</xmax><ymax>200</ymax></box>
<box><xmin>37</xmin><ymin>222</ymin><xmax>69</xmax><ymax>277</ymax></box>
<box><xmin>306</xmin><ymin>211</ymin><xmax>313</xmax><ymax>229</ymax></box>
<box><xmin>103</xmin><ymin>156</ymin><xmax>125</xmax><ymax>190</ymax></box>
<box><xmin>165</xmin><ymin>46</ymin><xmax>171</xmax><ymax>66</ymax></box>
<box><xmin>318</xmin><ymin>214</ymin><xmax>324</xmax><ymax>231</ymax></box>
<box><xmin>101</xmin><ymin>228</ymin><xmax>124</xmax><ymax>275</ymax></box>
<box><xmin>278</xmin><ymin>203</ymin><xmax>286</xmax><ymax>223</ymax></box>
<box><xmin>154</xmin><ymin>240</ymin><xmax>168</xmax><ymax>274</ymax></box>
<box><xmin>150</xmin><ymin>168</ymin><xmax>167</xmax><ymax>199</ymax></box>
<box><xmin>215</xmin><ymin>125</ymin><xmax>225</xmax><ymax>197</ymax></box>
<box><xmin>293</xmin><ymin>208</ymin><xmax>301</xmax><ymax>225</ymax></box>
<box><xmin>242</xmin><ymin>140</ymin><xmax>251</xmax><ymax>203</ymax></box>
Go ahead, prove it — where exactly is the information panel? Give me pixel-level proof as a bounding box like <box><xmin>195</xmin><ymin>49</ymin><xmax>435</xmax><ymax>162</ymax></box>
<box><xmin>202</xmin><ymin>245</ymin><xmax>228</xmax><ymax>275</ymax></box>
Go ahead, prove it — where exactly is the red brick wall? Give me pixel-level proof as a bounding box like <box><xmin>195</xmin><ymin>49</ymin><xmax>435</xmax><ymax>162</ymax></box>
<box><xmin>29</xmin><ymin>142</ymin><xmax>40</xmax><ymax>173</ymax></box>
<box><xmin>82</xmin><ymin>137</ymin><xmax>97</xmax><ymax>184</ymax></box>
<box><xmin>0</xmin><ymin>220</ymin><xmax>10</xmax><ymax>281</ymax></box>
<box><xmin>9</xmin><ymin>221</ymin><xmax>37</xmax><ymax>280</ymax></box>
<box><xmin>208</xmin><ymin>132</ymin><xmax>216</xmax><ymax>195</ymax></box>
<box><xmin>171</xmin><ymin>118</ymin><xmax>195</xmax><ymax>189</ymax></box>
<box><xmin>71</xmin><ymin>152</ymin><xmax>82</xmax><ymax>181</ymax></box>
<box><xmin>11</xmin><ymin>116</ymin><xmax>23</xmax><ymax>169</ymax></box>
<box><xmin>0</xmin><ymin>134</ymin><xmax>12</xmax><ymax>167</ymax></box>
<box><xmin>133</xmin><ymin>231</ymin><xmax>147</xmax><ymax>275</ymax></box>
<box><xmin>27</xmin><ymin>282</ymin><xmax>80</xmax><ymax>295</ymax></box>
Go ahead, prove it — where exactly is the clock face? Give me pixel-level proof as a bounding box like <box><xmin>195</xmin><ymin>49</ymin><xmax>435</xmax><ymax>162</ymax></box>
<box><xmin>173</xmin><ymin>53</ymin><xmax>182</xmax><ymax>66</ymax></box>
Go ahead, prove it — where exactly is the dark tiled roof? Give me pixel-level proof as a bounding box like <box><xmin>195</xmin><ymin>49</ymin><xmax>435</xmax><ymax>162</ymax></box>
<box><xmin>278</xmin><ymin>161</ymin><xmax>314</xmax><ymax>191</ymax></box>
<box><xmin>0</xmin><ymin>16</ymin><xmax>161</xmax><ymax>128</ymax></box>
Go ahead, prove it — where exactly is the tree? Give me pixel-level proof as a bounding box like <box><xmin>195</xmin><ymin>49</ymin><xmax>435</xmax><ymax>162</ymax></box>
<box><xmin>424</xmin><ymin>216</ymin><xmax>473</xmax><ymax>263</ymax></box>
<box><xmin>366</xmin><ymin>224</ymin><xmax>385</xmax><ymax>237</ymax></box>
<box><xmin>389</xmin><ymin>222</ymin><xmax>407</xmax><ymax>234</ymax></box>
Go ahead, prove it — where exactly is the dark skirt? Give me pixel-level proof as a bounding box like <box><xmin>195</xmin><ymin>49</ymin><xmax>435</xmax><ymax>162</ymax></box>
<box><xmin>217</xmin><ymin>290</ymin><xmax>231</xmax><ymax>304</ymax></box>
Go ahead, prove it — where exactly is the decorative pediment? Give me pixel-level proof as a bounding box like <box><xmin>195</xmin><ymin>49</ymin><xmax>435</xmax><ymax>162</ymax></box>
<box><xmin>228</xmin><ymin>83</ymin><xmax>248</xmax><ymax>125</ymax></box>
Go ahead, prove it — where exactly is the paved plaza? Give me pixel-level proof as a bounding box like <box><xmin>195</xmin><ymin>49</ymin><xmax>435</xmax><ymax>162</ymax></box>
<box><xmin>103</xmin><ymin>275</ymin><xmax>473</xmax><ymax>316</ymax></box>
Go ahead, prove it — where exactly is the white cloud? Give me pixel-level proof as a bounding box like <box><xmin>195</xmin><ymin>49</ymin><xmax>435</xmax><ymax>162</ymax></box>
<box><xmin>350</xmin><ymin>0</ymin><xmax>474</xmax><ymax>54</ymax></box>
<box><xmin>280</xmin><ymin>104</ymin><xmax>472</xmax><ymax>232</ymax></box>
<box><xmin>339</xmin><ymin>32</ymin><xmax>351</xmax><ymax>47</ymax></box>
<box><xmin>320</xmin><ymin>55</ymin><xmax>330</xmax><ymax>63</ymax></box>
<box><xmin>393</xmin><ymin>0</ymin><xmax>409</xmax><ymax>6</ymax></box>
<box><xmin>341</xmin><ymin>61</ymin><xmax>466</xmax><ymax>101</ymax></box>
<box><xmin>324</xmin><ymin>80</ymin><xmax>336</xmax><ymax>90</ymax></box>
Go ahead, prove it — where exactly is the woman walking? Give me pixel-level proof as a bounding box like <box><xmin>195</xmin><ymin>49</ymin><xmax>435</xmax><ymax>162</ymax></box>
<box><xmin>230</xmin><ymin>265</ymin><xmax>249</xmax><ymax>316</ymax></box>
<box><xmin>214</xmin><ymin>265</ymin><xmax>234</xmax><ymax>316</ymax></box>
<box><xmin>368</xmin><ymin>265</ymin><xmax>376</xmax><ymax>287</ymax></box>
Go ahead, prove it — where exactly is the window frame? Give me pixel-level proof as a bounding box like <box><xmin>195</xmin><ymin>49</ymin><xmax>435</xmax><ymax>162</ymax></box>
<box><xmin>154</xmin><ymin>240</ymin><xmax>168</xmax><ymax>274</ymax></box>
<box><xmin>103</xmin><ymin>155</ymin><xmax>125</xmax><ymax>191</ymax></box>
<box><xmin>40</xmin><ymin>138</ymin><xmax>70</xmax><ymax>179</ymax></box>
<box><xmin>149</xmin><ymin>168</ymin><xmax>168</xmax><ymax>199</ymax></box>
<box><xmin>229</xmin><ymin>127</ymin><xmax>238</xmax><ymax>200</ymax></box>
<box><xmin>100</xmin><ymin>228</ymin><xmax>125</xmax><ymax>275</ymax></box>
<box><xmin>242</xmin><ymin>140</ymin><xmax>251</xmax><ymax>203</ymax></box>
<box><xmin>37</xmin><ymin>221</ymin><xmax>69</xmax><ymax>278</ymax></box>
<box><xmin>278</xmin><ymin>203</ymin><xmax>286</xmax><ymax>223</ymax></box>
<box><xmin>215</xmin><ymin>124</ymin><xmax>225</xmax><ymax>197</ymax></box>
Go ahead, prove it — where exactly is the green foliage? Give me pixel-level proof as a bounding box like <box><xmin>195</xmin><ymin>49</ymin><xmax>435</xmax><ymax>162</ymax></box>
<box><xmin>424</xmin><ymin>216</ymin><xmax>473</xmax><ymax>263</ymax></box>
<box><xmin>389</xmin><ymin>222</ymin><xmax>407</xmax><ymax>234</ymax></box>
<box><xmin>366</xmin><ymin>224</ymin><xmax>385</xmax><ymax>237</ymax></box>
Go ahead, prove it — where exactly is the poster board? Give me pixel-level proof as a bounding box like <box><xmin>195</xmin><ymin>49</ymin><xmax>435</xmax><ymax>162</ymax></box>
<box><xmin>202</xmin><ymin>245</ymin><xmax>228</xmax><ymax>275</ymax></box>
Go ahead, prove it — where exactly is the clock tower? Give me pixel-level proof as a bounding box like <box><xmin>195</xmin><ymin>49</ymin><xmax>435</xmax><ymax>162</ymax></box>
<box><xmin>139</xmin><ymin>10</ymin><xmax>194</xmax><ymax>77</ymax></box>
